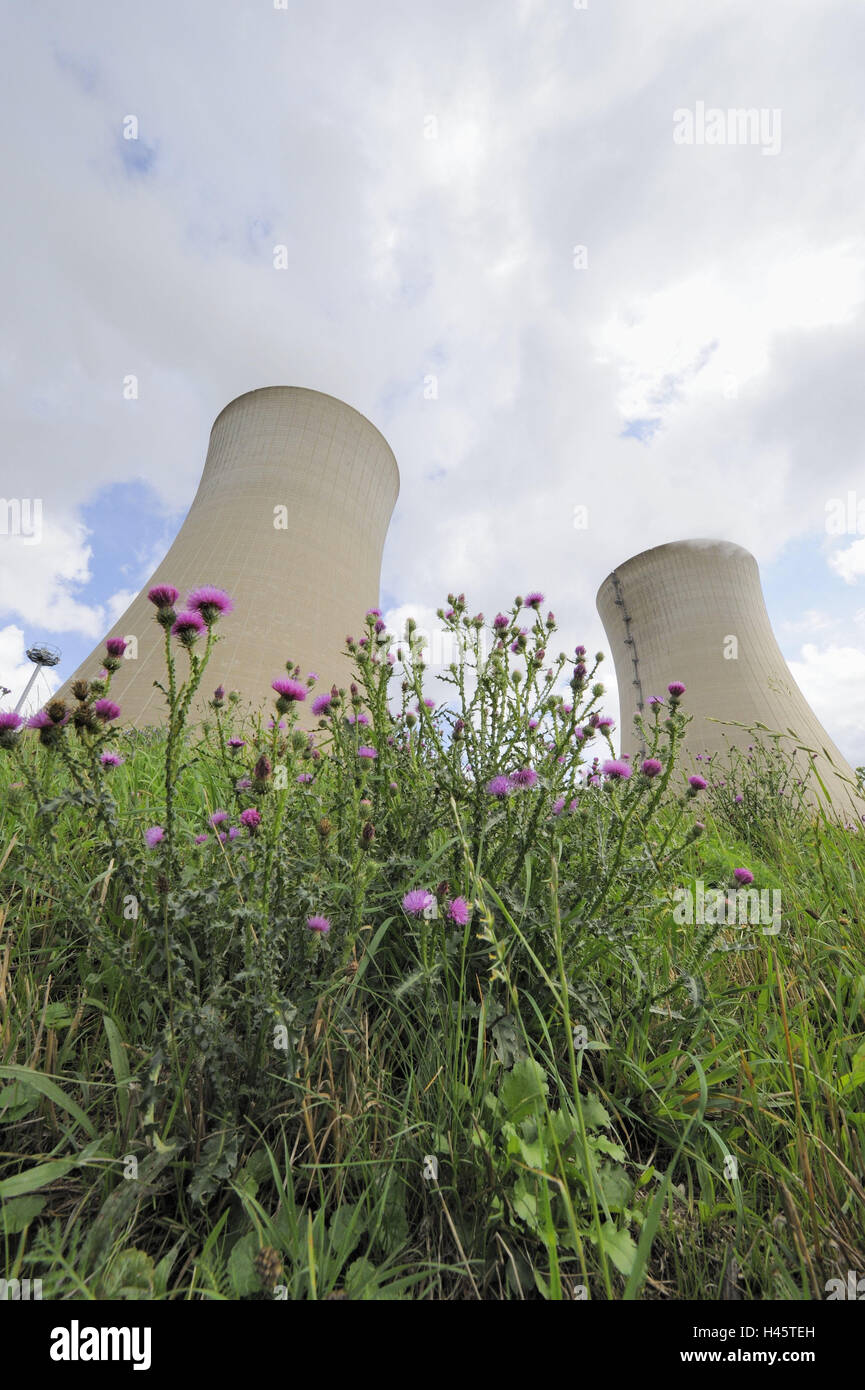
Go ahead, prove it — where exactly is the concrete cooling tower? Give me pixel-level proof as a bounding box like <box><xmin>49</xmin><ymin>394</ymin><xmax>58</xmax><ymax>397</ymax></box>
<box><xmin>57</xmin><ymin>386</ymin><xmax>400</xmax><ymax>725</ymax></box>
<box><xmin>596</xmin><ymin>539</ymin><xmax>862</xmax><ymax>814</ymax></box>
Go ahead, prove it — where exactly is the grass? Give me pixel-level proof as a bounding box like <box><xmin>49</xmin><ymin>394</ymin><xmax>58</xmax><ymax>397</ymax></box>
<box><xmin>0</xmin><ymin>593</ymin><xmax>863</xmax><ymax>1300</ymax></box>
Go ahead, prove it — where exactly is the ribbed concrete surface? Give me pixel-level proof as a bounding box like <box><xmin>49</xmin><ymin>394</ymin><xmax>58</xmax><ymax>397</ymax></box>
<box><xmin>597</xmin><ymin>539</ymin><xmax>862</xmax><ymax>815</ymax></box>
<box><xmin>57</xmin><ymin>387</ymin><xmax>399</xmax><ymax>726</ymax></box>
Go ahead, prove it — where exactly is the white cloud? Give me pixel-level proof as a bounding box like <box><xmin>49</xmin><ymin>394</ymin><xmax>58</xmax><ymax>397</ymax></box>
<box><xmin>788</xmin><ymin>642</ymin><xmax>865</xmax><ymax>767</ymax></box>
<box><xmin>828</xmin><ymin>538</ymin><xmax>865</xmax><ymax>584</ymax></box>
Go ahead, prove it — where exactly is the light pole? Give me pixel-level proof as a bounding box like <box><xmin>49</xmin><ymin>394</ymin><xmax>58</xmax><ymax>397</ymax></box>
<box><xmin>14</xmin><ymin>644</ymin><xmax>61</xmax><ymax>714</ymax></box>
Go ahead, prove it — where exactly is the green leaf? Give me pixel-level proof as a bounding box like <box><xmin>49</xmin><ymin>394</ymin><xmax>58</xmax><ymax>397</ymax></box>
<box><xmin>0</xmin><ymin>1137</ymin><xmax>104</xmax><ymax>1198</ymax></box>
<box><xmin>499</xmin><ymin>1058</ymin><xmax>548</xmax><ymax>1122</ymax></box>
<box><xmin>0</xmin><ymin>1195</ymin><xmax>46</xmax><ymax>1234</ymax></box>
<box><xmin>329</xmin><ymin>1201</ymin><xmax>365</xmax><ymax>1262</ymax></box>
<box><xmin>596</xmin><ymin>1220</ymin><xmax>638</xmax><ymax>1277</ymax></box>
<box><xmin>0</xmin><ymin>1082</ymin><xmax>39</xmax><ymax>1122</ymax></box>
<box><xmin>103</xmin><ymin>1017</ymin><xmax>131</xmax><ymax>1125</ymax></box>
<box><xmin>228</xmin><ymin>1230</ymin><xmax>261</xmax><ymax>1298</ymax></box>
<box><xmin>0</xmin><ymin>1065</ymin><xmax>96</xmax><ymax>1139</ymax></box>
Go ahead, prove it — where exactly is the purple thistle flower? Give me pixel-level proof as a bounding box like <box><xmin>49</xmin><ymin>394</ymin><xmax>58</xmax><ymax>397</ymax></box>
<box><xmin>528</xmin><ymin>718</ymin><xmax>539</xmax><ymax>731</ymax></box>
<box><xmin>524</xmin><ymin>591</ymin><xmax>544</xmax><ymax>607</ymax></box>
<box><xmin>641</xmin><ymin>758</ymin><xmax>663</xmax><ymax>777</ymax></box>
<box><xmin>365</xmin><ymin>608</ymin><xmax>382</xmax><ymax>618</ymax></box>
<box><xmin>402</xmin><ymin>888</ymin><xmax>434</xmax><ymax>917</ymax></box>
<box><xmin>734</xmin><ymin>794</ymin><xmax>744</xmax><ymax>804</ymax></box>
<box><xmin>0</xmin><ymin>711</ymin><xmax>23</xmax><ymax>731</ymax></box>
<box><xmin>228</xmin><ymin>737</ymin><xmax>245</xmax><ymax>750</ymax></box>
<box><xmin>93</xmin><ymin>699</ymin><xmax>121</xmax><ymax>723</ymax></box>
<box><xmin>171</xmin><ymin>611</ymin><xmax>207</xmax><ymax>643</ymax></box>
<box><xmin>228</xmin><ymin>826</ymin><xmax>241</xmax><ymax>840</ymax></box>
<box><xmin>485</xmin><ymin>775</ymin><xmax>511</xmax><ymax>798</ymax></box>
<box><xmin>148</xmin><ymin>584</ymin><xmax>179</xmax><ymax>608</ymax></box>
<box><xmin>210</xmin><ymin>810</ymin><xmax>229</xmax><ymax>826</ymax></box>
<box><xmin>311</xmin><ymin>693</ymin><xmax>332</xmax><ymax>716</ymax></box>
<box><xmin>306</xmin><ymin>914</ymin><xmax>331</xmax><ymax>934</ymax></box>
<box><xmin>733</xmin><ymin>867</ymin><xmax>754</xmax><ymax>885</ymax></box>
<box><xmin>268</xmin><ymin>720</ymin><xmax>285</xmax><ymax>731</ymax></box>
<box><xmin>272</xmin><ymin>677</ymin><xmax>307</xmax><ymax>702</ymax></box>
<box><xmin>145</xmin><ymin>826</ymin><xmax>164</xmax><ymax>848</ymax></box>
<box><xmin>447</xmin><ymin>897</ymin><xmax>469</xmax><ymax>926</ymax></box>
<box><xmin>105</xmin><ymin>637</ymin><xmax>127</xmax><ymax>657</ymax></box>
<box><xmin>193</xmin><ymin>833</ymin><xmax>209</xmax><ymax>844</ymax></box>
<box><xmin>688</xmin><ymin>775</ymin><xmax>707</xmax><ymax>791</ymax></box>
<box><xmin>602</xmin><ymin>759</ymin><xmax>632</xmax><ymax>780</ymax></box>
<box><xmin>297</xmin><ymin>773</ymin><xmax>314</xmax><ymax>784</ymax></box>
<box><xmin>100</xmin><ymin>751</ymin><xmax>124</xmax><ymax>768</ymax></box>
<box><xmin>552</xmin><ymin>797</ymin><xmax>566</xmax><ymax>816</ymax></box>
<box><xmin>510</xmin><ymin>767</ymin><xmax>539</xmax><ymax>788</ymax></box>
<box><xmin>667</xmin><ymin>681</ymin><xmax>687</xmax><ymax>699</ymax></box>
<box><xmin>346</xmin><ymin>712</ymin><xmax>370</xmax><ymax>726</ymax></box>
<box><xmin>240</xmin><ymin>807</ymin><xmax>261</xmax><ymax>830</ymax></box>
<box><xmin>492</xmin><ymin>613</ymin><xmax>510</xmax><ymax>630</ymax></box>
<box><xmin>646</xmin><ymin>695</ymin><xmax>664</xmax><ymax>707</ymax></box>
<box><xmin>568</xmin><ymin>798</ymin><xmax>579</xmax><ymax>813</ymax></box>
<box><xmin>597</xmin><ymin>716</ymin><xmax>615</xmax><ymax>731</ymax></box>
<box><xmin>27</xmin><ymin>710</ymin><xmax>54</xmax><ymax>729</ymax></box>
<box><xmin>357</xmin><ymin>745</ymin><xmax>378</xmax><ymax>760</ymax></box>
<box><xmin>575</xmin><ymin>645</ymin><xmax>586</xmax><ymax>658</ymax></box>
<box><xmin>186</xmin><ymin>587</ymin><xmax>234</xmax><ymax>623</ymax></box>
<box><xmin>235</xmin><ymin>776</ymin><xmax>252</xmax><ymax>790</ymax></box>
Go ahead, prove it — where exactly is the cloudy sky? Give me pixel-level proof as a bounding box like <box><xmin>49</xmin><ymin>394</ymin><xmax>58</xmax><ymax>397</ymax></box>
<box><xmin>2</xmin><ymin>0</ymin><xmax>864</xmax><ymax>761</ymax></box>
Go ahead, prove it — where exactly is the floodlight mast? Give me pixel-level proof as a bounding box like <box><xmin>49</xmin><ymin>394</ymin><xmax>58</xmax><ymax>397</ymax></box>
<box><xmin>14</xmin><ymin>644</ymin><xmax>61</xmax><ymax>714</ymax></box>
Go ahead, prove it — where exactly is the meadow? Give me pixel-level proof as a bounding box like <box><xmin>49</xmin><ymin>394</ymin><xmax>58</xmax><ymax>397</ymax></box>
<box><xmin>1</xmin><ymin>585</ymin><xmax>863</xmax><ymax>1301</ymax></box>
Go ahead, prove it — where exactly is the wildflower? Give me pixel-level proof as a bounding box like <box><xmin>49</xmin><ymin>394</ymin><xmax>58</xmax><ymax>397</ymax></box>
<box><xmin>100</xmin><ymin>751</ymin><xmax>124</xmax><ymax>768</ymax></box>
<box><xmin>688</xmin><ymin>775</ymin><xmax>707</xmax><ymax>793</ymax></box>
<box><xmin>228</xmin><ymin>737</ymin><xmax>245</xmax><ymax>750</ymax></box>
<box><xmin>346</xmin><ymin>711</ymin><xmax>370</xmax><ymax>726</ymax></box>
<box><xmin>493</xmin><ymin>613</ymin><xmax>509</xmax><ymax>630</ymax></box>
<box><xmin>93</xmin><ymin>699</ymin><xmax>121</xmax><ymax>723</ymax></box>
<box><xmin>145</xmin><ymin>826</ymin><xmax>164</xmax><ymax>848</ymax></box>
<box><xmin>485</xmin><ymin>775</ymin><xmax>511</xmax><ymax>798</ymax></box>
<box><xmin>597</xmin><ymin>716</ymin><xmax>615</xmax><ymax>732</ymax></box>
<box><xmin>667</xmin><ymin>681</ymin><xmax>687</xmax><ymax>699</ymax></box>
<box><xmin>525</xmin><ymin>591</ymin><xmax>544</xmax><ymax>607</ymax></box>
<box><xmin>210</xmin><ymin>810</ymin><xmax>229</xmax><ymax>827</ymax></box>
<box><xmin>528</xmin><ymin>718</ymin><xmax>539</xmax><ymax>731</ymax></box>
<box><xmin>193</xmin><ymin>833</ymin><xmax>209</xmax><ymax>844</ymax></box>
<box><xmin>297</xmin><ymin>772</ymin><xmax>313</xmax><ymax>784</ymax></box>
<box><xmin>272</xmin><ymin>677</ymin><xmax>307</xmax><ymax>704</ymax></box>
<box><xmin>447</xmin><ymin>897</ymin><xmax>470</xmax><ymax>926</ymax></box>
<box><xmin>575</xmin><ymin>645</ymin><xmax>586</xmax><ymax>658</ymax></box>
<box><xmin>213</xmin><ymin>685</ymin><xmax>226</xmax><ymax>701</ymax></box>
<box><xmin>105</xmin><ymin>637</ymin><xmax>127</xmax><ymax>657</ymax></box>
<box><xmin>732</xmin><ymin>867</ymin><xmax>754</xmax><ymax>885</ymax></box>
<box><xmin>228</xmin><ymin>826</ymin><xmax>241</xmax><ymax>840</ymax></box>
<box><xmin>389</xmin><ymin>780</ymin><xmax>398</xmax><ymax>792</ymax></box>
<box><xmin>402</xmin><ymin>888</ymin><xmax>434</xmax><ymax>917</ymax></box>
<box><xmin>641</xmin><ymin>758</ymin><xmax>663</xmax><ymax>777</ymax></box>
<box><xmin>602</xmin><ymin>759</ymin><xmax>632</xmax><ymax>780</ymax></box>
<box><xmin>734</xmin><ymin>794</ymin><xmax>744</xmax><ymax>804</ymax></box>
<box><xmin>311</xmin><ymin>693</ymin><xmax>332</xmax><ymax>716</ymax></box>
<box><xmin>306</xmin><ymin>915</ymin><xmax>331</xmax><ymax>934</ymax></box>
<box><xmin>357</xmin><ymin>745</ymin><xmax>378</xmax><ymax>761</ymax></box>
<box><xmin>365</xmin><ymin>608</ymin><xmax>382</xmax><ymax>618</ymax></box>
<box><xmin>552</xmin><ymin>797</ymin><xmax>566</xmax><ymax>816</ymax></box>
<box><xmin>148</xmin><ymin>584</ymin><xmax>179</xmax><ymax>608</ymax></box>
<box><xmin>171</xmin><ymin>611</ymin><xmax>206</xmax><ymax>645</ymax></box>
<box><xmin>235</xmin><ymin>776</ymin><xmax>252</xmax><ymax>790</ymax></box>
<box><xmin>268</xmin><ymin>719</ymin><xmax>285</xmax><ymax>731</ymax></box>
<box><xmin>186</xmin><ymin>587</ymin><xmax>234</xmax><ymax>624</ymax></box>
<box><xmin>240</xmin><ymin>807</ymin><xmax>261</xmax><ymax>831</ymax></box>
<box><xmin>0</xmin><ymin>710</ymin><xmax>23</xmax><ymax>747</ymax></box>
<box><xmin>510</xmin><ymin>767</ymin><xmax>539</xmax><ymax>788</ymax></box>
<box><xmin>646</xmin><ymin>695</ymin><xmax>664</xmax><ymax>708</ymax></box>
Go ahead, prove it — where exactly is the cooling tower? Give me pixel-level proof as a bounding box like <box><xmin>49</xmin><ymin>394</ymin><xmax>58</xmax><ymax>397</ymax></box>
<box><xmin>596</xmin><ymin>539</ymin><xmax>861</xmax><ymax>813</ymax></box>
<box><xmin>57</xmin><ymin>387</ymin><xmax>399</xmax><ymax>725</ymax></box>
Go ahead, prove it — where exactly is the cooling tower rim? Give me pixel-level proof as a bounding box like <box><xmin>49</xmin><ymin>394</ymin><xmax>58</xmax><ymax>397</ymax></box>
<box><xmin>595</xmin><ymin>537</ymin><xmax>756</xmax><ymax>607</ymax></box>
<box><xmin>208</xmin><ymin>385</ymin><xmax>400</xmax><ymax>491</ymax></box>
